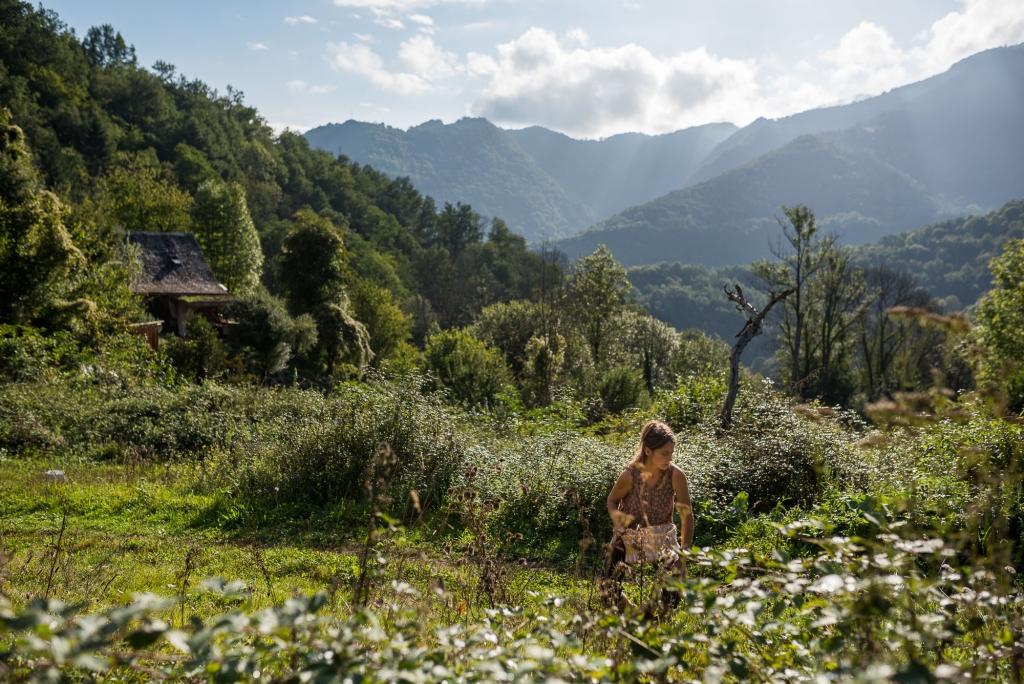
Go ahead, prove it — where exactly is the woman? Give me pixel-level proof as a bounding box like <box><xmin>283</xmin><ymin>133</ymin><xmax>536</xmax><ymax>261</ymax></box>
<box><xmin>603</xmin><ymin>420</ymin><xmax>694</xmax><ymax>609</ymax></box>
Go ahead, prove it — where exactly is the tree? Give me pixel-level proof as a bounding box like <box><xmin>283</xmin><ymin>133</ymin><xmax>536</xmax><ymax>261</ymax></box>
<box><xmin>191</xmin><ymin>179</ymin><xmax>262</xmax><ymax>294</ymax></box>
<box><xmin>566</xmin><ymin>245</ymin><xmax>631</xmax><ymax>366</ymax></box>
<box><xmin>802</xmin><ymin>248</ymin><xmax>867</xmax><ymax>405</ymax></box>
<box><xmin>0</xmin><ymin>111</ymin><xmax>83</xmax><ymax>324</ymax></box>
<box><xmin>225</xmin><ymin>287</ymin><xmax>317</xmax><ymax>381</ymax></box>
<box><xmin>433</xmin><ymin>201</ymin><xmax>484</xmax><ymax>255</ymax></box>
<box><xmin>720</xmin><ymin>285</ymin><xmax>792</xmax><ymax>429</ymax></box>
<box><xmin>856</xmin><ymin>266</ymin><xmax>936</xmax><ymax>400</ymax></box>
<box><xmin>278</xmin><ymin>209</ymin><xmax>371</xmax><ymax>375</ymax></box>
<box><xmin>422</xmin><ymin>328</ymin><xmax>512</xmax><ymax>406</ymax></box>
<box><xmin>349</xmin><ymin>281</ymin><xmax>412</xmax><ymax>365</ymax></box>
<box><xmin>606</xmin><ymin>311</ymin><xmax>679</xmax><ymax>395</ymax></box>
<box><xmin>105</xmin><ymin>152</ymin><xmax>193</xmax><ymax>233</ymax></box>
<box><xmin>753</xmin><ymin>205</ymin><xmax>835</xmax><ymax>390</ymax></box>
<box><xmin>976</xmin><ymin>238</ymin><xmax>1024</xmax><ymax>412</ymax></box>
<box><xmin>83</xmin><ymin>24</ymin><xmax>136</xmax><ymax>67</ymax></box>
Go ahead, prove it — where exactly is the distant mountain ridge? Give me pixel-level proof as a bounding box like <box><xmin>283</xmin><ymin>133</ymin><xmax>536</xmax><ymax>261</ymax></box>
<box><xmin>304</xmin><ymin>117</ymin><xmax>593</xmax><ymax>242</ymax></box>
<box><xmin>303</xmin><ymin>117</ymin><xmax>737</xmax><ymax>242</ymax></box>
<box><xmin>558</xmin><ymin>43</ymin><xmax>1024</xmax><ymax>266</ymax></box>
<box><xmin>307</xmin><ymin>43</ymin><xmax>1024</xmax><ymax>268</ymax></box>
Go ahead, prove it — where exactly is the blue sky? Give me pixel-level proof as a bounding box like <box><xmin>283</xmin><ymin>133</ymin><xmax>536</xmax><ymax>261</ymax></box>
<box><xmin>46</xmin><ymin>0</ymin><xmax>1024</xmax><ymax>138</ymax></box>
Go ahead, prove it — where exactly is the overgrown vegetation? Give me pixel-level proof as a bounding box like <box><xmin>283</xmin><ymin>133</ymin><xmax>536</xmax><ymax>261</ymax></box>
<box><xmin>2</xmin><ymin>4</ymin><xmax>1024</xmax><ymax>682</ymax></box>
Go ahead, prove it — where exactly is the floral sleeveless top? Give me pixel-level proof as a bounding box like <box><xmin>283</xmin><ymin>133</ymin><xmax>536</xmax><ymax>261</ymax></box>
<box><xmin>619</xmin><ymin>464</ymin><xmax>676</xmax><ymax>529</ymax></box>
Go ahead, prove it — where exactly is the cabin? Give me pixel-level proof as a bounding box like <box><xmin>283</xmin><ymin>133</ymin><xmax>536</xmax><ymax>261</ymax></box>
<box><xmin>127</xmin><ymin>232</ymin><xmax>232</xmax><ymax>343</ymax></box>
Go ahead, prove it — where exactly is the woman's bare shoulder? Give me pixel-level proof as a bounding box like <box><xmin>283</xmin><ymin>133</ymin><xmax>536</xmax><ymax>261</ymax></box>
<box><xmin>670</xmin><ymin>464</ymin><xmax>688</xmax><ymax>482</ymax></box>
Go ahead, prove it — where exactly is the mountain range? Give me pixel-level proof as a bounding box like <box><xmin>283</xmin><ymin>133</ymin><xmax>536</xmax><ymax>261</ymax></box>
<box><xmin>306</xmin><ymin>43</ymin><xmax>1024</xmax><ymax>267</ymax></box>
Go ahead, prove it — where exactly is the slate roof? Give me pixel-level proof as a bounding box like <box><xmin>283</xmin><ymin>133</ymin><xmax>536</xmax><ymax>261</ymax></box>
<box><xmin>127</xmin><ymin>232</ymin><xmax>230</xmax><ymax>297</ymax></box>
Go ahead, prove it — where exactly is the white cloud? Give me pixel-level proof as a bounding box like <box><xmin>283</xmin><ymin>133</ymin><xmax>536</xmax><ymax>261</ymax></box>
<box><xmin>286</xmin><ymin>80</ymin><xmax>338</xmax><ymax>94</ymax></box>
<box><xmin>374</xmin><ymin>17</ymin><xmax>405</xmax><ymax>29</ymax></box>
<box><xmin>334</xmin><ymin>0</ymin><xmax>490</xmax><ymax>10</ymax></box>
<box><xmin>408</xmin><ymin>13</ymin><xmax>434</xmax><ymax>25</ymax></box>
<box><xmin>623</xmin><ymin>2</ymin><xmax>640</xmax><ymax>9</ymax></box>
<box><xmin>399</xmin><ymin>34</ymin><xmax>461</xmax><ymax>80</ymax></box>
<box><xmin>462</xmin><ymin>21</ymin><xmax>493</xmax><ymax>31</ymax></box>
<box><xmin>247</xmin><ymin>42</ymin><xmax>269</xmax><ymax>51</ymax></box>
<box><xmin>285</xmin><ymin>15</ymin><xmax>318</xmax><ymax>25</ymax></box>
<box><xmin>820</xmin><ymin>22</ymin><xmax>908</xmax><ymax>93</ymax></box>
<box><xmin>921</xmin><ymin>0</ymin><xmax>1024</xmax><ymax>72</ymax></box>
<box><xmin>354</xmin><ymin>33</ymin><xmax>375</xmax><ymax>42</ymax></box>
<box><xmin>469</xmin><ymin>27</ymin><xmax>760</xmax><ymax>137</ymax></box>
<box><xmin>328</xmin><ymin>41</ymin><xmax>433</xmax><ymax>94</ymax></box>
<box><xmin>564</xmin><ymin>28</ymin><xmax>590</xmax><ymax>48</ymax></box>
<box><xmin>821</xmin><ymin>0</ymin><xmax>1024</xmax><ymax>96</ymax></box>
<box><xmin>466</xmin><ymin>51</ymin><xmax>498</xmax><ymax>76</ymax></box>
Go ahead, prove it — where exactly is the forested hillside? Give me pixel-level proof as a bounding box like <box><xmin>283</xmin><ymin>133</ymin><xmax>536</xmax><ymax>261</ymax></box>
<box><xmin>303</xmin><ymin>118</ymin><xmax>596</xmax><ymax>241</ymax></box>
<box><xmin>559</xmin><ymin>134</ymin><xmax>946</xmax><ymax>267</ymax></box>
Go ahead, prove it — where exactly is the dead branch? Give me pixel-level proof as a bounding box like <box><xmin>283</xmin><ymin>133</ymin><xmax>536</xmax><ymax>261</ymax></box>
<box><xmin>719</xmin><ymin>285</ymin><xmax>794</xmax><ymax>430</ymax></box>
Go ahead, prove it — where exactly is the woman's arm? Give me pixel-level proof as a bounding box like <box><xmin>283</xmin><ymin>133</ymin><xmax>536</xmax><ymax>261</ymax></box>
<box><xmin>607</xmin><ymin>469</ymin><xmax>634</xmax><ymax>535</ymax></box>
<box><xmin>672</xmin><ymin>467</ymin><xmax>694</xmax><ymax>550</ymax></box>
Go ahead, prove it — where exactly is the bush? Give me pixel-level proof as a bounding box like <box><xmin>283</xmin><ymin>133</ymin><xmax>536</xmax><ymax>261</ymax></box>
<box><xmin>162</xmin><ymin>314</ymin><xmax>239</xmax><ymax>383</ymax></box>
<box><xmin>599</xmin><ymin>365</ymin><xmax>648</xmax><ymax>414</ymax></box>
<box><xmin>422</xmin><ymin>328</ymin><xmax>513</xmax><ymax>407</ymax></box>
<box><xmin>207</xmin><ymin>375</ymin><xmax>467</xmax><ymax>514</ymax></box>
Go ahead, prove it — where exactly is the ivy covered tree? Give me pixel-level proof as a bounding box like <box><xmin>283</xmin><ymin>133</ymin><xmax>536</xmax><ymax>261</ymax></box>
<box><xmin>0</xmin><ymin>110</ymin><xmax>82</xmax><ymax>325</ymax></box>
<box><xmin>278</xmin><ymin>209</ymin><xmax>371</xmax><ymax>375</ymax></box>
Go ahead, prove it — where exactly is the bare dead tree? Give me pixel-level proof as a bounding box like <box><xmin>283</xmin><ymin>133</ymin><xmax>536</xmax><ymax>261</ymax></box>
<box><xmin>720</xmin><ymin>284</ymin><xmax>794</xmax><ymax>430</ymax></box>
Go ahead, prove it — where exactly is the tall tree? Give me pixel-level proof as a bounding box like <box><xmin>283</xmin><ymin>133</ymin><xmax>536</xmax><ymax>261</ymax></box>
<box><xmin>191</xmin><ymin>179</ymin><xmax>262</xmax><ymax>294</ymax></box>
<box><xmin>857</xmin><ymin>266</ymin><xmax>935</xmax><ymax>400</ymax></box>
<box><xmin>278</xmin><ymin>209</ymin><xmax>371</xmax><ymax>375</ymax></box>
<box><xmin>753</xmin><ymin>205</ymin><xmax>836</xmax><ymax>389</ymax></box>
<box><xmin>0</xmin><ymin>110</ymin><xmax>83</xmax><ymax>324</ymax></box>
<box><xmin>105</xmin><ymin>152</ymin><xmax>193</xmax><ymax>233</ymax></box>
<box><xmin>566</xmin><ymin>244</ymin><xmax>631</xmax><ymax>366</ymax></box>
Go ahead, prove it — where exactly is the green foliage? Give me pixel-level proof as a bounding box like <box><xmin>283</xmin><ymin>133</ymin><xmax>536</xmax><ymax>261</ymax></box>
<box><xmin>566</xmin><ymin>244</ymin><xmax>631</xmax><ymax>365</ymax></box>
<box><xmin>0</xmin><ymin>325</ymin><xmax>86</xmax><ymax>382</ymax></box>
<box><xmin>224</xmin><ymin>287</ymin><xmax>317</xmax><ymax>381</ymax></box>
<box><xmin>851</xmin><ymin>199</ymin><xmax>1024</xmax><ymax>310</ymax></box>
<box><xmin>422</xmin><ymin>328</ymin><xmax>512</xmax><ymax>407</ymax></box>
<box><xmin>205</xmin><ymin>377</ymin><xmax>467</xmax><ymax>514</ymax></box>
<box><xmin>599</xmin><ymin>365</ymin><xmax>649</xmax><ymax>414</ymax></box>
<box><xmin>191</xmin><ymin>179</ymin><xmax>263</xmax><ymax>294</ymax></box>
<box><xmin>976</xmin><ymin>238</ymin><xmax>1024</xmax><ymax>412</ymax></box>
<box><xmin>0</xmin><ymin>109</ymin><xmax>83</xmax><ymax>325</ymax></box>
<box><xmin>348</xmin><ymin>281</ymin><xmax>411</xmax><ymax>365</ymax></box>
<box><xmin>105</xmin><ymin>151</ymin><xmax>193</xmax><ymax>232</ymax></box>
<box><xmin>659</xmin><ymin>372</ymin><xmax>728</xmax><ymax>431</ymax></box>
<box><xmin>279</xmin><ymin>209</ymin><xmax>371</xmax><ymax>374</ymax></box>
<box><xmin>162</xmin><ymin>314</ymin><xmax>237</xmax><ymax>383</ymax></box>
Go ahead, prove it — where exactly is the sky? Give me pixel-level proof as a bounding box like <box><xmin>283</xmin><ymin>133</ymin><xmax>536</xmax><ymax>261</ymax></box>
<box><xmin>45</xmin><ymin>0</ymin><xmax>1024</xmax><ymax>139</ymax></box>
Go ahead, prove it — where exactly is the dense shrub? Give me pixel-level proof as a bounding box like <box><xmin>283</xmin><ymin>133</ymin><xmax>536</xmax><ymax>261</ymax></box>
<box><xmin>205</xmin><ymin>376</ymin><xmax>467</xmax><ymax>514</ymax></box>
<box><xmin>422</xmin><ymin>328</ymin><xmax>513</xmax><ymax>407</ymax></box>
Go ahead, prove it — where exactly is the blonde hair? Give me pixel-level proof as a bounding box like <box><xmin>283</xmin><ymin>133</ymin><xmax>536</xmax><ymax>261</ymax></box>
<box><xmin>630</xmin><ymin>420</ymin><xmax>676</xmax><ymax>465</ymax></box>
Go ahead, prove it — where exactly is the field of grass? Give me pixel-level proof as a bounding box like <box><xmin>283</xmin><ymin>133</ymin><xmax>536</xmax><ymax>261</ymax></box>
<box><xmin>2</xmin><ymin>377</ymin><xmax>1024</xmax><ymax>682</ymax></box>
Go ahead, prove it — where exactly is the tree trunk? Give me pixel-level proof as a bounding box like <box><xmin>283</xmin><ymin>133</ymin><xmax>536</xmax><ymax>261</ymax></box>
<box><xmin>720</xmin><ymin>285</ymin><xmax>794</xmax><ymax>430</ymax></box>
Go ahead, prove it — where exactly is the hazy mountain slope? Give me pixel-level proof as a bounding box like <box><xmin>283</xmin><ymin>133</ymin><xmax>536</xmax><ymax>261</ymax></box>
<box><xmin>506</xmin><ymin>123</ymin><xmax>737</xmax><ymax>219</ymax></box>
<box><xmin>850</xmin><ymin>198</ymin><xmax>1024</xmax><ymax>308</ymax></box>
<box><xmin>557</xmin><ymin>135</ymin><xmax>944</xmax><ymax>267</ymax></box>
<box><xmin>689</xmin><ymin>44</ymin><xmax>1024</xmax><ymax>191</ymax></box>
<box><xmin>304</xmin><ymin>118</ymin><xmax>595</xmax><ymax>241</ymax></box>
